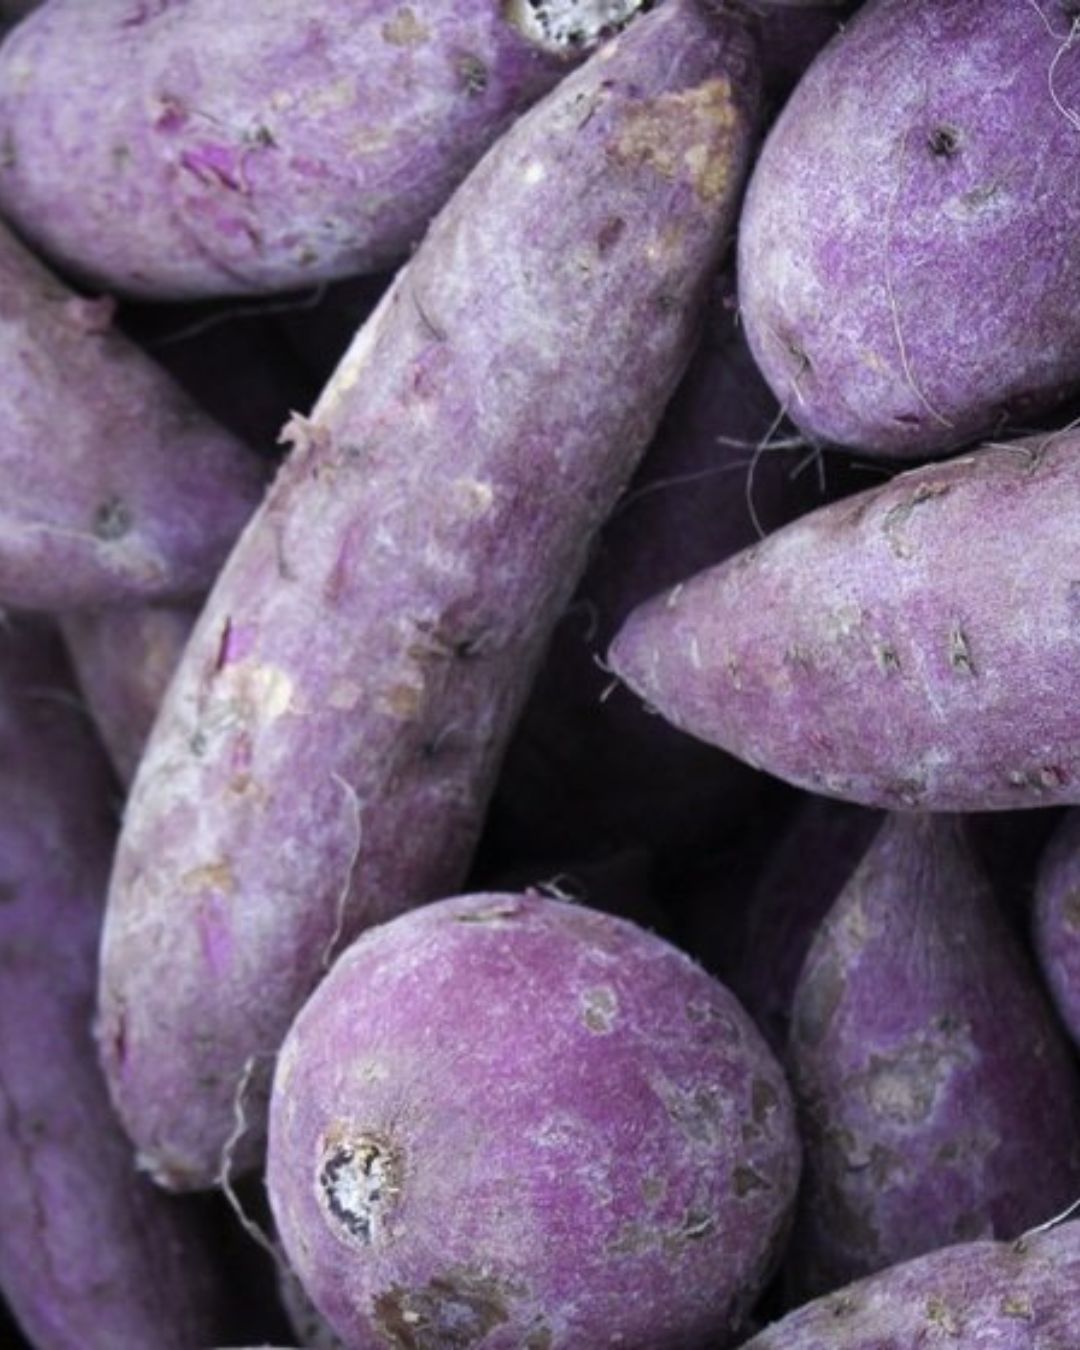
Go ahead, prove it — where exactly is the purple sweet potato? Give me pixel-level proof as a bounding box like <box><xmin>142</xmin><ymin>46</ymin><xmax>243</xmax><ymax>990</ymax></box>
<box><xmin>745</xmin><ymin>1220</ymin><xmax>1080</xmax><ymax>1348</ymax></box>
<box><xmin>268</xmin><ymin>893</ymin><xmax>800</xmax><ymax>1350</ymax></box>
<box><xmin>491</xmin><ymin>275</ymin><xmax>816</xmax><ymax>864</ymax></box>
<box><xmin>610</xmin><ymin>426</ymin><xmax>1080</xmax><ymax>812</ymax></box>
<box><xmin>1033</xmin><ymin>809</ymin><xmax>1080</xmax><ymax>1050</ymax></box>
<box><xmin>0</xmin><ymin>0</ymin><xmax>652</xmax><ymax>299</ymax></box>
<box><xmin>739</xmin><ymin>0</ymin><xmax>1080</xmax><ymax>458</ymax></box>
<box><xmin>61</xmin><ymin>602</ymin><xmax>196</xmax><ymax>785</ymax></box>
<box><xmin>786</xmin><ymin>814</ymin><xmax>1080</xmax><ymax>1300</ymax></box>
<box><xmin>98</xmin><ymin>0</ymin><xmax>762</xmax><ymax>1190</ymax></box>
<box><xmin>0</xmin><ymin>219</ymin><xmax>264</xmax><ymax>611</ymax></box>
<box><xmin>0</xmin><ymin>620</ymin><xmax>225</xmax><ymax>1348</ymax></box>
<box><xmin>731</xmin><ymin>796</ymin><xmax>879</xmax><ymax>1055</ymax></box>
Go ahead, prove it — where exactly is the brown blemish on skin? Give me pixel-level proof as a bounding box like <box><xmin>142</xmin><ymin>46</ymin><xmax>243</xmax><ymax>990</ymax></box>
<box><xmin>925</xmin><ymin>1296</ymin><xmax>963</xmax><ymax>1336</ymax></box>
<box><xmin>372</xmin><ymin>1271</ymin><xmax>513</xmax><ymax>1348</ymax></box>
<box><xmin>610</xmin><ymin>78</ymin><xmax>741</xmax><ymax>201</ymax></box>
<box><xmin>382</xmin><ymin>7</ymin><xmax>430</xmax><ymax>45</ymax></box>
<box><xmin>752</xmin><ymin>1077</ymin><xmax>779</xmax><ymax>1127</ymax></box>
<box><xmin>862</xmin><ymin>1039</ymin><xmax>968</xmax><ymax>1125</ymax></box>
<box><xmin>874</xmin><ymin>642</ymin><xmax>901</xmax><ymax>675</ymax></box>
<box><xmin>581</xmin><ymin>985</ymin><xmax>618</xmax><ymax>1033</ymax></box>
<box><xmin>380</xmin><ymin>682</ymin><xmax>424</xmax><ymax>719</ymax></box>
<box><xmin>733</xmin><ymin>1165</ymin><xmax>771</xmax><ymax>1197</ymax></box>
<box><xmin>181</xmin><ymin>861</ymin><xmax>235</xmax><ymax>895</ymax></box>
<box><xmin>928</xmin><ymin>125</ymin><xmax>961</xmax><ymax>158</ymax></box>
<box><xmin>1062</xmin><ymin>889</ymin><xmax>1080</xmax><ymax>931</ymax></box>
<box><xmin>882</xmin><ymin>481</ymin><xmax>951</xmax><ymax>558</ymax></box>
<box><xmin>456</xmin><ymin>54</ymin><xmax>488</xmax><ymax>95</ymax></box>
<box><xmin>1001</xmin><ymin>1295</ymin><xmax>1034</xmax><ymax>1320</ymax></box>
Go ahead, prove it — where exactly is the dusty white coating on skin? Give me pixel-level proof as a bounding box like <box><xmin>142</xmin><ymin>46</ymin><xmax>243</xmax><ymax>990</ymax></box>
<box><xmin>508</xmin><ymin>0</ymin><xmax>650</xmax><ymax>50</ymax></box>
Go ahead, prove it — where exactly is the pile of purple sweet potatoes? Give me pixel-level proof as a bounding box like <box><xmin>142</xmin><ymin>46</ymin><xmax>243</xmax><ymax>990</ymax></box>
<box><xmin>1</xmin><ymin>1</ymin><xmax>1080</xmax><ymax>1346</ymax></box>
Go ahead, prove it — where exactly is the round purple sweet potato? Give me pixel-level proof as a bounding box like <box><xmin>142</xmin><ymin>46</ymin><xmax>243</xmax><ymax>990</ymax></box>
<box><xmin>739</xmin><ymin>0</ymin><xmax>1080</xmax><ymax>458</ymax></box>
<box><xmin>268</xmin><ymin>893</ymin><xmax>800</xmax><ymax>1350</ymax></box>
<box><xmin>1034</xmin><ymin>809</ymin><xmax>1080</xmax><ymax>1050</ymax></box>
<box><xmin>0</xmin><ymin>0</ymin><xmax>649</xmax><ymax>298</ymax></box>
<box><xmin>745</xmin><ymin>1220</ymin><xmax>1080</xmax><ymax>1348</ymax></box>
<box><xmin>787</xmin><ymin>814</ymin><xmax>1080</xmax><ymax>1299</ymax></box>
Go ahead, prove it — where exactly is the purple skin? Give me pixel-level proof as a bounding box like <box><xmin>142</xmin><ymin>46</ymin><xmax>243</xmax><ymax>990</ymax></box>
<box><xmin>786</xmin><ymin>814</ymin><xmax>1080</xmax><ymax>1301</ymax></box>
<box><xmin>745</xmin><ymin>1221</ymin><xmax>1080</xmax><ymax>1348</ymax></box>
<box><xmin>492</xmin><ymin>277</ymin><xmax>817</xmax><ymax>863</ymax></box>
<box><xmin>0</xmin><ymin>220</ymin><xmax>265</xmax><ymax>611</ymax></box>
<box><xmin>0</xmin><ymin>621</ymin><xmax>226</xmax><ymax>1349</ymax></box>
<box><xmin>60</xmin><ymin>602</ymin><xmax>197</xmax><ymax>785</ymax></box>
<box><xmin>0</xmin><ymin>0</ymin><xmax>650</xmax><ymax>300</ymax></box>
<box><xmin>1033</xmin><ymin>809</ymin><xmax>1080</xmax><ymax>1050</ymax></box>
<box><xmin>610</xmin><ymin>427</ymin><xmax>1080</xmax><ymax>812</ymax></box>
<box><xmin>738</xmin><ymin>0</ymin><xmax>1080</xmax><ymax>459</ymax></box>
<box><xmin>731</xmin><ymin>797</ymin><xmax>880</xmax><ymax>1057</ymax></box>
<box><xmin>97</xmin><ymin>0</ymin><xmax>763</xmax><ymax>1191</ymax></box>
<box><xmin>268</xmin><ymin>893</ymin><xmax>801</xmax><ymax>1350</ymax></box>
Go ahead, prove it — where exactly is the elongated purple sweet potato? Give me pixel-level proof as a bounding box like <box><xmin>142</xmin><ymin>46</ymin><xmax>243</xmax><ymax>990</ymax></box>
<box><xmin>610</xmin><ymin>427</ymin><xmax>1080</xmax><ymax>812</ymax></box>
<box><xmin>61</xmin><ymin>602</ymin><xmax>197</xmax><ymax>785</ymax></box>
<box><xmin>268</xmin><ymin>893</ymin><xmax>800</xmax><ymax>1350</ymax></box>
<box><xmin>0</xmin><ymin>0</ymin><xmax>652</xmax><ymax>299</ymax></box>
<box><xmin>0</xmin><ymin>621</ymin><xmax>226</xmax><ymax>1348</ymax></box>
<box><xmin>745</xmin><ymin>1221</ymin><xmax>1080</xmax><ymax>1348</ymax></box>
<box><xmin>739</xmin><ymin>0</ymin><xmax>1080</xmax><ymax>459</ymax></box>
<box><xmin>0</xmin><ymin>220</ymin><xmax>264</xmax><ymax>611</ymax></box>
<box><xmin>1033</xmin><ymin>809</ymin><xmax>1080</xmax><ymax>1050</ymax></box>
<box><xmin>98</xmin><ymin>0</ymin><xmax>762</xmax><ymax>1191</ymax></box>
<box><xmin>787</xmin><ymin>814</ymin><xmax>1080</xmax><ymax>1299</ymax></box>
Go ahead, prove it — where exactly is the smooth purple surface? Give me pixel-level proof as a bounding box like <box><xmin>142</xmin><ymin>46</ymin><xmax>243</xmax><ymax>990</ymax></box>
<box><xmin>745</xmin><ymin>1221</ymin><xmax>1080</xmax><ymax>1348</ymax></box>
<box><xmin>0</xmin><ymin>218</ymin><xmax>265</xmax><ymax>610</ymax></box>
<box><xmin>611</xmin><ymin>428</ymin><xmax>1080</xmax><ymax>812</ymax></box>
<box><xmin>0</xmin><ymin>0</ymin><xmax>648</xmax><ymax>298</ymax></box>
<box><xmin>732</xmin><ymin>796</ymin><xmax>880</xmax><ymax>1056</ymax></box>
<box><xmin>786</xmin><ymin>815</ymin><xmax>1080</xmax><ymax>1299</ymax></box>
<box><xmin>739</xmin><ymin>0</ymin><xmax>1080</xmax><ymax>458</ymax></box>
<box><xmin>98</xmin><ymin>0</ymin><xmax>763</xmax><ymax>1191</ymax></box>
<box><xmin>61</xmin><ymin>602</ymin><xmax>197</xmax><ymax>785</ymax></box>
<box><xmin>0</xmin><ymin>621</ymin><xmax>224</xmax><ymax>1349</ymax></box>
<box><xmin>269</xmin><ymin>893</ymin><xmax>800</xmax><ymax>1350</ymax></box>
<box><xmin>1033</xmin><ymin>809</ymin><xmax>1080</xmax><ymax>1050</ymax></box>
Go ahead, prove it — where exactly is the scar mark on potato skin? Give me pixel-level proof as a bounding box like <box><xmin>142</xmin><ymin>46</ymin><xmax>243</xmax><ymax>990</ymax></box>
<box><xmin>372</xmin><ymin>1269</ymin><xmax>514</xmax><ymax>1348</ymax></box>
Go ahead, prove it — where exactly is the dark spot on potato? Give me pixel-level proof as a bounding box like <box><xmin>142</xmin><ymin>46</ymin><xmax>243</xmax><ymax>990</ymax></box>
<box><xmin>928</xmin><ymin>125</ymin><xmax>961</xmax><ymax>158</ymax></box>
<box><xmin>829</xmin><ymin>1294</ymin><xmax>858</xmax><ymax>1319</ymax></box>
<box><xmin>456</xmin><ymin>53</ymin><xmax>488</xmax><ymax>95</ymax></box>
<box><xmin>581</xmin><ymin>985</ymin><xmax>617</xmax><ymax>1033</ymax></box>
<box><xmin>949</xmin><ymin>626</ymin><xmax>975</xmax><ymax>676</ymax></box>
<box><xmin>0</xmin><ymin>131</ymin><xmax>15</xmax><ymax>171</ymax></box>
<box><xmin>596</xmin><ymin>216</ymin><xmax>625</xmax><ymax>254</ymax></box>
<box><xmin>751</xmin><ymin>1077</ymin><xmax>779</xmax><ymax>1127</ymax></box>
<box><xmin>372</xmin><ymin>1270</ymin><xmax>513</xmax><ymax>1348</ymax></box>
<box><xmin>0</xmin><ymin>882</ymin><xmax>16</xmax><ymax>905</ymax></box>
<box><xmin>733</xmin><ymin>1165</ymin><xmax>771</xmax><ymax>1197</ymax></box>
<box><xmin>892</xmin><ymin>412</ymin><xmax>923</xmax><ymax>426</ymax></box>
<box><xmin>654</xmin><ymin>291</ymin><xmax>681</xmax><ymax>315</ymax></box>
<box><xmin>1062</xmin><ymin>889</ymin><xmax>1080</xmax><ymax>931</ymax></box>
<box><xmin>92</xmin><ymin>496</ymin><xmax>133</xmax><ymax>541</ymax></box>
<box><xmin>317</xmin><ymin>1133</ymin><xmax>399</xmax><ymax>1246</ymax></box>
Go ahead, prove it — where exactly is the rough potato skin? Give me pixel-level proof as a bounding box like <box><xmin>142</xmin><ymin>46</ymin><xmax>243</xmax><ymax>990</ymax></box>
<box><xmin>738</xmin><ymin>0</ymin><xmax>1080</xmax><ymax>458</ymax></box>
<box><xmin>0</xmin><ymin>0</ymin><xmax>649</xmax><ymax>299</ymax></box>
<box><xmin>744</xmin><ymin>1221</ymin><xmax>1080</xmax><ymax>1348</ymax></box>
<box><xmin>0</xmin><ymin>220</ymin><xmax>265</xmax><ymax>610</ymax></box>
<box><xmin>786</xmin><ymin>814</ymin><xmax>1080</xmax><ymax>1300</ymax></box>
<box><xmin>0</xmin><ymin>622</ymin><xmax>224</xmax><ymax>1348</ymax></box>
<box><xmin>1033</xmin><ymin>809</ymin><xmax>1080</xmax><ymax>1049</ymax></box>
<box><xmin>61</xmin><ymin>602</ymin><xmax>196</xmax><ymax>784</ymax></box>
<box><xmin>268</xmin><ymin>893</ymin><xmax>800</xmax><ymax>1350</ymax></box>
<box><xmin>98</xmin><ymin>0</ymin><xmax>762</xmax><ymax>1190</ymax></box>
<box><xmin>610</xmin><ymin>428</ymin><xmax>1080</xmax><ymax>812</ymax></box>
